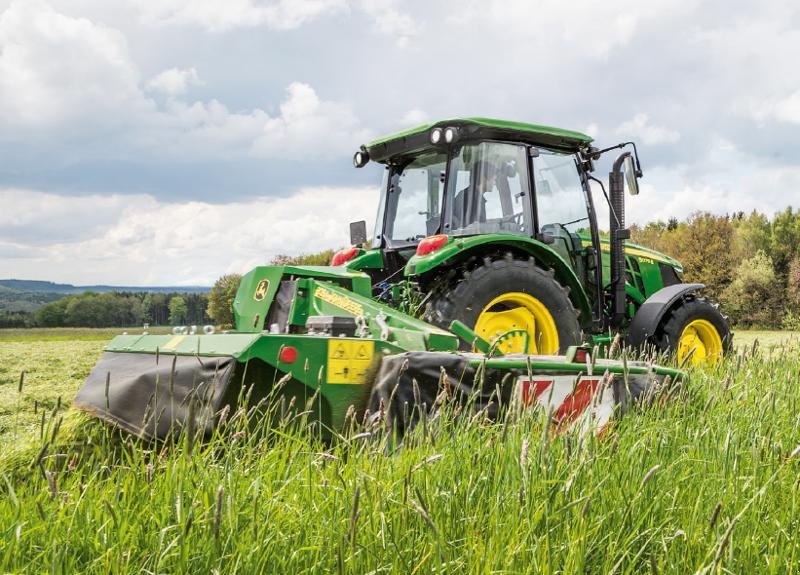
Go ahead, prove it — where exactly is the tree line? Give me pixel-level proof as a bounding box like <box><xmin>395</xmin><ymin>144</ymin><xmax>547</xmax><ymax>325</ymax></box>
<box><xmin>1</xmin><ymin>292</ymin><xmax>210</xmax><ymax>328</ymax></box>
<box><xmin>631</xmin><ymin>207</ymin><xmax>800</xmax><ymax>329</ymax></box>
<box><xmin>6</xmin><ymin>212</ymin><xmax>800</xmax><ymax>331</ymax></box>
<box><xmin>0</xmin><ymin>251</ymin><xmax>334</xmax><ymax>329</ymax></box>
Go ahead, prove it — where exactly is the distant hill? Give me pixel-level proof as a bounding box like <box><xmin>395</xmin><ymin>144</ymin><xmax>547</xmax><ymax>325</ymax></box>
<box><xmin>0</xmin><ymin>279</ymin><xmax>210</xmax><ymax>318</ymax></box>
<box><xmin>0</xmin><ymin>279</ymin><xmax>210</xmax><ymax>295</ymax></box>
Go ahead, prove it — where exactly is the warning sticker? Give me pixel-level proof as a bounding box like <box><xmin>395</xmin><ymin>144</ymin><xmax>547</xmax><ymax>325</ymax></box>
<box><xmin>161</xmin><ymin>335</ymin><xmax>185</xmax><ymax>351</ymax></box>
<box><xmin>326</xmin><ymin>339</ymin><xmax>374</xmax><ymax>384</ymax></box>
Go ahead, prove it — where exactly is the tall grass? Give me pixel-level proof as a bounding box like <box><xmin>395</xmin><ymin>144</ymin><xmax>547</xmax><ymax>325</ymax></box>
<box><xmin>1</xmin><ymin>339</ymin><xmax>800</xmax><ymax>573</ymax></box>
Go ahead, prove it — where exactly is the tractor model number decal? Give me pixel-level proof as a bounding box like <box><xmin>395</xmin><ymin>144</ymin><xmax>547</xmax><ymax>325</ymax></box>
<box><xmin>315</xmin><ymin>286</ymin><xmax>364</xmax><ymax>317</ymax></box>
<box><xmin>253</xmin><ymin>279</ymin><xmax>270</xmax><ymax>301</ymax></box>
<box><xmin>326</xmin><ymin>339</ymin><xmax>374</xmax><ymax>384</ymax></box>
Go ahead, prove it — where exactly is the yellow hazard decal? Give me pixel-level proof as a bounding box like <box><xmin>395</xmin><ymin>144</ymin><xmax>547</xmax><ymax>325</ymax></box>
<box><xmin>253</xmin><ymin>279</ymin><xmax>270</xmax><ymax>301</ymax></box>
<box><xmin>315</xmin><ymin>286</ymin><xmax>364</xmax><ymax>317</ymax></box>
<box><xmin>161</xmin><ymin>335</ymin><xmax>184</xmax><ymax>351</ymax></box>
<box><xmin>326</xmin><ymin>339</ymin><xmax>374</xmax><ymax>384</ymax></box>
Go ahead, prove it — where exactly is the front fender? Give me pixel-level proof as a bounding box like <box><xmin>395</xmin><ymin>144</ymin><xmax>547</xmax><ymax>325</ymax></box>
<box><xmin>405</xmin><ymin>235</ymin><xmax>593</xmax><ymax>324</ymax></box>
<box><xmin>626</xmin><ymin>283</ymin><xmax>705</xmax><ymax>347</ymax></box>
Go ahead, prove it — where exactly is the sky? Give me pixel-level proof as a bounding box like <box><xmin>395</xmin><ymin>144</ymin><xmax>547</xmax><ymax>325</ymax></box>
<box><xmin>2</xmin><ymin>0</ymin><xmax>799</xmax><ymax>285</ymax></box>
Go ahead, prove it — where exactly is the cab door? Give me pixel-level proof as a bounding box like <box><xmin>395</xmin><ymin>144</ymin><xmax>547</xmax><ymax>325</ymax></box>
<box><xmin>531</xmin><ymin>149</ymin><xmax>595</xmax><ymax>278</ymax></box>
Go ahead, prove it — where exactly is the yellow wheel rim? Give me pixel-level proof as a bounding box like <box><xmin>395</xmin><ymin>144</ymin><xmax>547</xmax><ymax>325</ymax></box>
<box><xmin>474</xmin><ymin>292</ymin><xmax>559</xmax><ymax>355</ymax></box>
<box><xmin>677</xmin><ymin>319</ymin><xmax>723</xmax><ymax>366</ymax></box>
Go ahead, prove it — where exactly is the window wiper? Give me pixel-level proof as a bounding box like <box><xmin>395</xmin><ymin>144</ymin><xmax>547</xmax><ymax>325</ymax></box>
<box><xmin>561</xmin><ymin>216</ymin><xmax>589</xmax><ymax>227</ymax></box>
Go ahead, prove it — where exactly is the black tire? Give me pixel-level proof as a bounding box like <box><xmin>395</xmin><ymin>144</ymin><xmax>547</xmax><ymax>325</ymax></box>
<box><xmin>424</xmin><ymin>254</ymin><xmax>582</xmax><ymax>353</ymax></box>
<box><xmin>655</xmin><ymin>296</ymin><xmax>732</xmax><ymax>364</ymax></box>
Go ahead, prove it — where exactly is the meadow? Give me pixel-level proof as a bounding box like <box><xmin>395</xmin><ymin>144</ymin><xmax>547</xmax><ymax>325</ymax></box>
<box><xmin>1</xmin><ymin>328</ymin><xmax>800</xmax><ymax>573</ymax></box>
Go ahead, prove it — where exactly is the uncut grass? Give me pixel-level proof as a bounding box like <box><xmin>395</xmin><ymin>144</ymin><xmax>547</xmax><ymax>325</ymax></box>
<box><xmin>2</xmin><ymin>345</ymin><xmax>800</xmax><ymax>573</ymax></box>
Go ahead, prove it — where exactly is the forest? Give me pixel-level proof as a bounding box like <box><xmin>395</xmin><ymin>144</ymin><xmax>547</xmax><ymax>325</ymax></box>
<box><xmin>631</xmin><ymin>207</ymin><xmax>800</xmax><ymax>329</ymax></box>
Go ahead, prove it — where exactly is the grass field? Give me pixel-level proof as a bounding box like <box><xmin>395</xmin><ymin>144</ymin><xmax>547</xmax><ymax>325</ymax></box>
<box><xmin>1</xmin><ymin>329</ymin><xmax>800</xmax><ymax>572</ymax></box>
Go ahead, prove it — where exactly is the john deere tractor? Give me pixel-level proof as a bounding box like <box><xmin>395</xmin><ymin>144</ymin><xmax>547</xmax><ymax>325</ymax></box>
<box><xmin>338</xmin><ymin>118</ymin><xmax>731</xmax><ymax>365</ymax></box>
<box><xmin>75</xmin><ymin>117</ymin><xmax>708</xmax><ymax>440</ymax></box>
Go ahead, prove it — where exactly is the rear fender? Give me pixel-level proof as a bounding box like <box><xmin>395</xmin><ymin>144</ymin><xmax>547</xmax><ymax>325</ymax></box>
<box><xmin>405</xmin><ymin>235</ymin><xmax>592</xmax><ymax>324</ymax></box>
<box><xmin>626</xmin><ymin>283</ymin><xmax>704</xmax><ymax>347</ymax></box>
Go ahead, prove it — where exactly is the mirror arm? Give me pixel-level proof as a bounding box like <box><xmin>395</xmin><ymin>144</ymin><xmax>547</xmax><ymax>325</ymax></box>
<box><xmin>590</xmin><ymin>141</ymin><xmax>643</xmax><ymax>178</ymax></box>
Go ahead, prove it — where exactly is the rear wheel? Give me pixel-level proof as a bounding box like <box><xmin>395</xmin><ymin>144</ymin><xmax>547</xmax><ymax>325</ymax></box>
<box><xmin>656</xmin><ymin>297</ymin><xmax>731</xmax><ymax>366</ymax></box>
<box><xmin>424</xmin><ymin>255</ymin><xmax>582</xmax><ymax>354</ymax></box>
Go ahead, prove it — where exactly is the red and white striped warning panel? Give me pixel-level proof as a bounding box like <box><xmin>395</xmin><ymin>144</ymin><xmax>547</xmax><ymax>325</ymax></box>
<box><xmin>517</xmin><ymin>375</ymin><xmax>615</xmax><ymax>435</ymax></box>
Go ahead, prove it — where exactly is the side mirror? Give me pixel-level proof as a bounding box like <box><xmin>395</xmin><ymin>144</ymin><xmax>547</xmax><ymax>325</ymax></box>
<box><xmin>624</xmin><ymin>155</ymin><xmax>640</xmax><ymax>196</ymax></box>
<box><xmin>349</xmin><ymin>220</ymin><xmax>368</xmax><ymax>246</ymax></box>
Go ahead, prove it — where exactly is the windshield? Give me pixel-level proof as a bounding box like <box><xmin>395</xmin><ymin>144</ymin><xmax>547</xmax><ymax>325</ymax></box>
<box><xmin>533</xmin><ymin>150</ymin><xmax>591</xmax><ymax>233</ymax></box>
<box><xmin>444</xmin><ymin>142</ymin><xmax>531</xmax><ymax>237</ymax></box>
<box><xmin>380</xmin><ymin>152</ymin><xmax>447</xmax><ymax>245</ymax></box>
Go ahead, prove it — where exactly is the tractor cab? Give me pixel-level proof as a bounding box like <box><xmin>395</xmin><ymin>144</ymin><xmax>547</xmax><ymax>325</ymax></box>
<box><xmin>359</xmin><ymin>119</ymin><xmax>599</xmax><ymax>289</ymax></box>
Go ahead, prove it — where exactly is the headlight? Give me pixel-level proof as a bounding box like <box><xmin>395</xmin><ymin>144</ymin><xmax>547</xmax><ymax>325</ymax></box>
<box><xmin>353</xmin><ymin>150</ymin><xmax>369</xmax><ymax>168</ymax></box>
<box><xmin>430</xmin><ymin>128</ymin><xmax>442</xmax><ymax>144</ymax></box>
<box><xmin>444</xmin><ymin>127</ymin><xmax>458</xmax><ymax>143</ymax></box>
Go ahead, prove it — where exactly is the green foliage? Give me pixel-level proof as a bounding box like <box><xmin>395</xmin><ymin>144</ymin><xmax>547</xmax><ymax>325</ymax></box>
<box><xmin>722</xmin><ymin>251</ymin><xmax>782</xmax><ymax>327</ymax></box>
<box><xmin>34</xmin><ymin>297</ymin><xmax>70</xmax><ymax>327</ymax></box>
<box><xmin>206</xmin><ymin>274</ymin><xmax>242</xmax><ymax>328</ymax></box>
<box><xmin>675</xmin><ymin>213</ymin><xmax>738</xmax><ymax>301</ymax></box>
<box><xmin>782</xmin><ymin>310</ymin><xmax>800</xmax><ymax>331</ymax></box>
<box><xmin>787</xmin><ymin>256</ymin><xmax>800</xmax><ymax>311</ymax></box>
<box><xmin>270</xmin><ymin>249</ymin><xmax>336</xmax><ymax>266</ymax></box>
<box><xmin>168</xmin><ymin>296</ymin><xmax>188</xmax><ymax>325</ymax></box>
<box><xmin>632</xmin><ymin>208</ymin><xmax>800</xmax><ymax>329</ymax></box>
<box><xmin>394</xmin><ymin>280</ymin><xmax>426</xmax><ymax>318</ymax></box>
<box><xmin>2</xmin><ymin>333</ymin><xmax>800</xmax><ymax>572</ymax></box>
<box><xmin>0</xmin><ymin>311</ymin><xmax>35</xmax><ymax>328</ymax></box>
<box><xmin>33</xmin><ymin>292</ymin><xmax>208</xmax><ymax>328</ymax></box>
<box><xmin>769</xmin><ymin>207</ymin><xmax>800</xmax><ymax>276</ymax></box>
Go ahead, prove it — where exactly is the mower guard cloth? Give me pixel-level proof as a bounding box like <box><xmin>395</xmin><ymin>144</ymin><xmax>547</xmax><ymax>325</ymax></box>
<box><xmin>367</xmin><ymin>352</ymin><xmax>659</xmax><ymax>436</ymax></box>
<box><xmin>74</xmin><ymin>351</ymin><xmax>236</xmax><ymax>440</ymax></box>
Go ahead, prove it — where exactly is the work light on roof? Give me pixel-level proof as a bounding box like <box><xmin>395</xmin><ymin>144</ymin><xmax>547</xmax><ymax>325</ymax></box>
<box><xmin>444</xmin><ymin>127</ymin><xmax>458</xmax><ymax>143</ymax></box>
<box><xmin>353</xmin><ymin>150</ymin><xmax>369</xmax><ymax>168</ymax></box>
<box><xmin>430</xmin><ymin>128</ymin><xmax>442</xmax><ymax>144</ymax></box>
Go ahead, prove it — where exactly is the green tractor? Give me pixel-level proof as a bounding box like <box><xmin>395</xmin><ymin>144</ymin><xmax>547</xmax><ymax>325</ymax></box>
<box><xmin>73</xmin><ymin>117</ymin><xmax>724</xmax><ymax>441</ymax></box>
<box><xmin>339</xmin><ymin>118</ymin><xmax>731</xmax><ymax>365</ymax></box>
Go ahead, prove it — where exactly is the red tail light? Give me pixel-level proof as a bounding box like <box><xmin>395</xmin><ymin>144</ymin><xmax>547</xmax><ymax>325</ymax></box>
<box><xmin>330</xmin><ymin>247</ymin><xmax>360</xmax><ymax>266</ymax></box>
<box><xmin>416</xmin><ymin>234</ymin><xmax>449</xmax><ymax>256</ymax></box>
<box><xmin>278</xmin><ymin>345</ymin><xmax>298</xmax><ymax>364</ymax></box>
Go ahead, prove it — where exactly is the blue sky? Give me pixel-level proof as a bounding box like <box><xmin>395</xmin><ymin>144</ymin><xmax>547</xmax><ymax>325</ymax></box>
<box><xmin>2</xmin><ymin>0</ymin><xmax>799</xmax><ymax>284</ymax></box>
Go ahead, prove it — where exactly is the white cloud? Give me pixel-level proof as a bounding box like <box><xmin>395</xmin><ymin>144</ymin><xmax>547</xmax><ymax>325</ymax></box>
<box><xmin>615</xmin><ymin>113</ymin><xmax>681</xmax><ymax>146</ymax></box>
<box><xmin>132</xmin><ymin>0</ymin><xmax>348</xmax><ymax>32</ymax></box>
<box><xmin>584</xmin><ymin>123</ymin><xmax>599</xmax><ymax>139</ymax></box>
<box><xmin>130</xmin><ymin>0</ymin><xmax>420</xmax><ymax>44</ymax></box>
<box><xmin>747</xmin><ymin>89</ymin><xmax>800</xmax><ymax>125</ymax></box>
<box><xmin>359</xmin><ymin>0</ymin><xmax>421</xmax><ymax>47</ymax></box>
<box><xmin>446</xmin><ymin>0</ymin><xmax>676</xmax><ymax>60</ymax></box>
<box><xmin>0</xmin><ymin>2</ymin><xmax>370</xmax><ymax>161</ymax></box>
<box><xmin>400</xmin><ymin>109</ymin><xmax>429</xmax><ymax>126</ymax></box>
<box><xmin>146</xmin><ymin>67</ymin><xmax>203</xmax><ymax>96</ymax></box>
<box><xmin>1</xmin><ymin>186</ymin><xmax>379</xmax><ymax>284</ymax></box>
<box><xmin>250</xmin><ymin>82</ymin><xmax>372</xmax><ymax>158</ymax></box>
<box><xmin>0</xmin><ymin>0</ymin><xmax>151</xmax><ymax>130</ymax></box>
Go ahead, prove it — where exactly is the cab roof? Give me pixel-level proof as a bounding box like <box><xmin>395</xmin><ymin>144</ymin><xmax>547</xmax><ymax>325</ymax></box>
<box><xmin>364</xmin><ymin>117</ymin><xmax>593</xmax><ymax>163</ymax></box>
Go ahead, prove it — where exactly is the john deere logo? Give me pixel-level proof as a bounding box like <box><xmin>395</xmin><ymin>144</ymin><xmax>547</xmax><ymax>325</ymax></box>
<box><xmin>253</xmin><ymin>279</ymin><xmax>270</xmax><ymax>301</ymax></box>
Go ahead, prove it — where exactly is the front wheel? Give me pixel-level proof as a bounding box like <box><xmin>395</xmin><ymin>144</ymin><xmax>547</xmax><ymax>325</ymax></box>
<box><xmin>655</xmin><ymin>297</ymin><xmax>732</xmax><ymax>366</ymax></box>
<box><xmin>424</xmin><ymin>255</ymin><xmax>582</xmax><ymax>355</ymax></box>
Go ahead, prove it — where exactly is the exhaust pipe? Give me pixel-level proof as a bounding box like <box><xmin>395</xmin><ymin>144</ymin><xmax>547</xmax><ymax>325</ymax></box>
<box><xmin>609</xmin><ymin>152</ymin><xmax>632</xmax><ymax>330</ymax></box>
